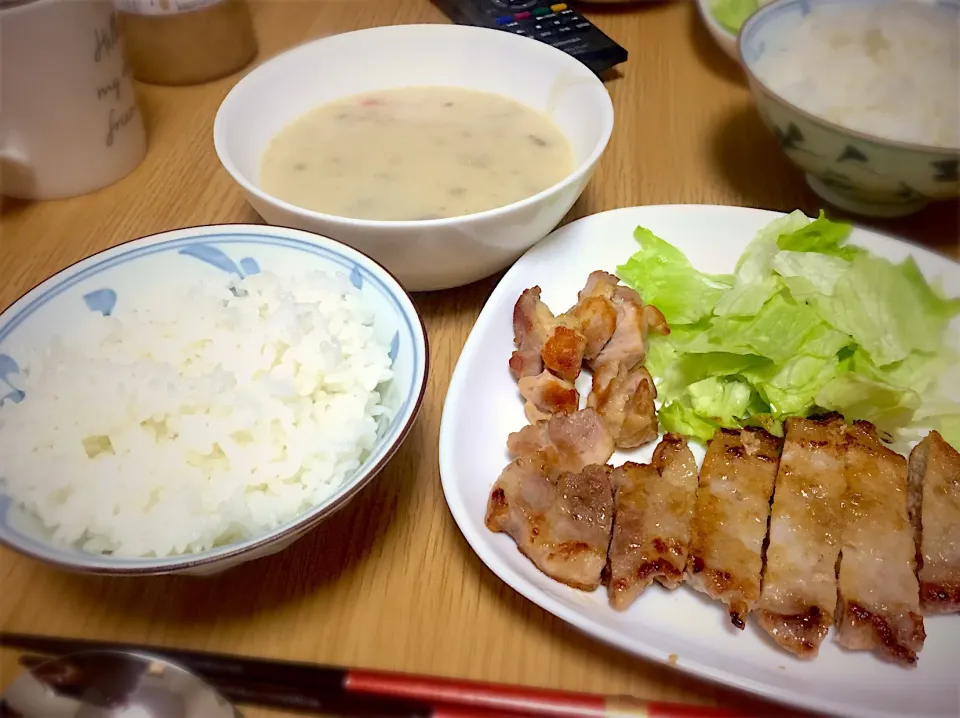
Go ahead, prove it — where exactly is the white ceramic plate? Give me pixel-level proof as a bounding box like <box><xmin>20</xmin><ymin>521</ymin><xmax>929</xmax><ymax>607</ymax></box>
<box><xmin>439</xmin><ymin>205</ymin><xmax>960</xmax><ymax>718</ymax></box>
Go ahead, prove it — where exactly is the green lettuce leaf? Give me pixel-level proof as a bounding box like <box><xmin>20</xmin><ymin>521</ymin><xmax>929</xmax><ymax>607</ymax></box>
<box><xmin>710</xmin><ymin>0</ymin><xmax>759</xmax><ymax>34</ymax></box>
<box><xmin>712</xmin><ymin>210</ymin><xmax>812</xmax><ymax>317</ymax></box>
<box><xmin>743</xmin><ymin>354</ymin><xmax>841</xmax><ymax>417</ymax></box>
<box><xmin>775</xmin><ymin>211</ymin><xmax>859</xmax><ymax>259</ymax></box>
<box><xmin>713</xmin><ymin>275</ymin><xmax>781</xmax><ymax>317</ymax></box>
<box><xmin>615</xmin><ymin>210</ymin><xmax>960</xmax><ymax>447</ymax></box>
<box><xmin>658</xmin><ymin>401</ymin><xmax>721</xmax><ymax>444</ymax></box>
<box><xmin>616</xmin><ymin>227</ymin><xmax>731</xmax><ymax>325</ymax></box>
<box><xmin>687</xmin><ymin>377</ymin><xmax>755</xmax><ymax>424</ymax></box>
<box><xmin>816</xmin><ymin>374</ymin><xmax>921</xmax><ymax>434</ymax></box>
<box><xmin>734</xmin><ymin>210</ymin><xmax>811</xmax><ymax>283</ymax></box>
<box><xmin>681</xmin><ymin>293</ymin><xmax>825</xmax><ymax>364</ymax></box>
<box><xmin>809</xmin><ymin>254</ymin><xmax>960</xmax><ymax>366</ymax></box>
<box><xmin>772</xmin><ymin>250</ymin><xmax>850</xmax><ymax>299</ymax></box>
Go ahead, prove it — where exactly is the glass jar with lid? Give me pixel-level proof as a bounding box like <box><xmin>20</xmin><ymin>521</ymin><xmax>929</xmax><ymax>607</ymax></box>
<box><xmin>116</xmin><ymin>0</ymin><xmax>257</xmax><ymax>85</ymax></box>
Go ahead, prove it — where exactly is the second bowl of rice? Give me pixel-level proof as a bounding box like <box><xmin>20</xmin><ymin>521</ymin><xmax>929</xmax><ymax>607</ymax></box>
<box><xmin>739</xmin><ymin>0</ymin><xmax>960</xmax><ymax>218</ymax></box>
<box><xmin>0</xmin><ymin>224</ymin><xmax>428</xmax><ymax>575</ymax></box>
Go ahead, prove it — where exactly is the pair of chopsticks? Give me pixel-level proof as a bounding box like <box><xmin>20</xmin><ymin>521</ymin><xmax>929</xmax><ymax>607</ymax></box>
<box><xmin>1</xmin><ymin>632</ymin><xmax>750</xmax><ymax>718</ymax></box>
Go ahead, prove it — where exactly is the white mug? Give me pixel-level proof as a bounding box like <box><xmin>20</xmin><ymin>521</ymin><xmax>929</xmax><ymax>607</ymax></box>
<box><xmin>0</xmin><ymin>0</ymin><xmax>147</xmax><ymax>200</ymax></box>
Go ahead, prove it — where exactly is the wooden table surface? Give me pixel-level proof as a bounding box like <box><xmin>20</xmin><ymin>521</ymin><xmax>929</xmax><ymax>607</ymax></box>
<box><xmin>1</xmin><ymin>1</ymin><xmax>958</xmax><ymax>715</ymax></box>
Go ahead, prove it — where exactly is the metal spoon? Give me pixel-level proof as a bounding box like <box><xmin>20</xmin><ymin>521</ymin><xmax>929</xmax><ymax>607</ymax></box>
<box><xmin>0</xmin><ymin>650</ymin><xmax>240</xmax><ymax>718</ymax></box>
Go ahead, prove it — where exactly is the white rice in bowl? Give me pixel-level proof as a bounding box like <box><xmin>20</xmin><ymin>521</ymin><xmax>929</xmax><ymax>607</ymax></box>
<box><xmin>0</xmin><ymin>270</ymin><xmax>395</xmax><ymax>558</ymax></box>
<box><xmin>752</xmin><ymin>1</ymin><xmax>960</xmax><ymax>148</ymax></box>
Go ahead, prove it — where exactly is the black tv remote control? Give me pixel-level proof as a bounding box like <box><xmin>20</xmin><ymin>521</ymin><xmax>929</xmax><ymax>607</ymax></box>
<box><xmin>430</xmin><ymin>0</ymin><xmax>628</xmax><ymax>76</ymax></box>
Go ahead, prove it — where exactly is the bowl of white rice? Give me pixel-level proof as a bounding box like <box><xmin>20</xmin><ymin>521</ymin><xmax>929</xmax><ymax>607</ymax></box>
<box><xmin>740</xmin><ymin>0</ymin><xmax>960</xmax><ymax>217</ymax></box>
<box><xmin>0</xmin><ymin>225</ymin><xmax>428</xmax><ymax>575</ymax></box>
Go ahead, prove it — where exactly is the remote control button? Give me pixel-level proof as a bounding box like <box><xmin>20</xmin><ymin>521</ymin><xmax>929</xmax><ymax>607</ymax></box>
<box><xmin>554</xmin><ymin>35</ymin><xmax>583</xmax><ymax>48</ymax></box>
<box><xmin>539</xmin><ymin>12</ymin><xmax>557</xmax><ymax>19</ymax></box>
<box><xmin>538</xmin><ymin>29</ymin><xmax>555</xmax><ymax>38</ymax></box>
<box><xmin>574</xmin><ymin>21</ymin><xmax>591</xmax><ymax>30</ymax></box>
<box><xmin>533</xmin><ymin>23</ymin><xmax>543</xmax><ymax>29</ymax></box>
<box><xmin>491</xmin><ymin>0</ymin><xmax>537</xmax><ymax>9</ymax></box>
<box><xmin>532</xmin><ymin>6</ymin><xmax>549</xmax><ymax>15</ymax></box>
<box><xmin>514</xmin><ymin>11</ymin><xmax>531</xmax><ymax>19</ymax></box>
<box><xmin>558</xmin><ymin>25</ymin><xmax>573</xmax><ymax>33</ymax></box>
<box><xmin>513</xmin><ymin>28</ymin><xmax>528</xmax><ymax>34</ymax></box>
<box><xmin>495</xmin><ymin>15</ymin><xmax>513</xmax><ymax>24</ymax></box>
<box><xmin>550</xmin><ymin>2</ymin><xmax>567</xmax><ymax>10</ymax></box>
<box><xmin>559</xmin><ymin>8</ymin><xmax>574</xmax><ymax>14</ymax></box>
<box><xmin>502</xmin><ymin>20</ymin><xmax>519</xmax><ymax>27</ymax></box>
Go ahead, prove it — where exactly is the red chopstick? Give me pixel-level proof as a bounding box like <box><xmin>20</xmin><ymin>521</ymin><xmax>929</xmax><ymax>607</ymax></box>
<box><xmin>2</xmin><ymin>632</ymin><xmax>751</xmax><ymax>717</ymax></box>
<box><xmin>345</xmin><ymin>670</ymin><xmax>740</xmax><ymax>717</ymax></box>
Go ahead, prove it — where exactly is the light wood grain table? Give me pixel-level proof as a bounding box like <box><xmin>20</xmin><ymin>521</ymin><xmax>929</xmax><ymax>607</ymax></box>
<box><xmin>1</xmin><ymin>1</ymin><xmax>958</xmax><ymax>715</ymax></box>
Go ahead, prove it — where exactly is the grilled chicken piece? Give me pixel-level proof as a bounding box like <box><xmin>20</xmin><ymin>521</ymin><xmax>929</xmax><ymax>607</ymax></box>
<box><xmin>541</xmin><ymin>324</ymin><xmax>587</xmax><ymax>384</ymax></box>
<box><xmin>518</xmin><ymin>370</ymin><xmax>579</xmax><ymax>424</ymax></box>
<box><xmin>507</xmin><ymin>408</ymin><xmax>615</xmax><ymax>475</ymax></box>
<box><xmin>510</xmin><ymin>285</ymin><xmax>588</xmax><ymax>393</ymax></box>
<box><xmin>756</xmin><ymin>415</ymin><xmax>847</xmax><ymax>658</ymax></box>
<box><xmin>909</xmin><ymin>431</ymin><xmax>960</xmax><ymax>615</ymax></box>
<box><xmin>607</xmin><ymin>434</ymin><xmax>699</xmax><ymax>610</ymax></box>
<box><xmin>835</xmin><ymin>421</ymin><xmax>925</xmax><ymax>665</ymax></box>
<box><xmin>687</xmin><ymin>427</ymin><xmax>782</xmax><ymax>630</ymax></box>
<box><xmin>582</xmin><ymin>283</ymin><xmax>668</xmax><ymax>449</ymax></box>
<box><xmin>642</xmin><ymin>303</ymin><xmax>669</xmax><ymax>337</ymax></box>
<box><xmin>486</xmin><ymin>459</ymin><xmax>614</xmax><ymax>590</ymax></box>
<box><xmin>587</xmin><ymin>364</ymin><xmax>658</xmax><ymax>449</ymax></box>
<box><xmin>509</xmin><ymin>287</ymin><xmax>555</xmax><ymax>380</ymax></box>
<box><xmin>565</xmin><ymin>295</ymin><xmax>617</xmax><ymax>362</ymax></box>
<box><xmin>593</xmin><ymin>286</ymin><xmax>653</xmax><ymax>371</ymax></box>
<box><xmin>560</xmin><ymin>271</ymin><xmax>621</xmax><ymax>361</ymax></box>
<box><xmin>579</xmin><ymin>270</ymin><xmax>620</xmax><ymax>300</ymax></box>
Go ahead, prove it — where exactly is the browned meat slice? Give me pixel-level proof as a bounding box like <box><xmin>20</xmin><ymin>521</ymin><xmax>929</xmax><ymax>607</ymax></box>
<box><xmin>578</xmin><ymin>270</ymin><xmax>619</xmax><ymax>300</ymax></box>
<box><xmin>909</xmin><ymin>430</ymin><xmax>960</xmax><ymax>615</ymax></box>
<box><xmin>507</xmin><ymin>408</ymin><xmax>615</xmax><ymax>474</ymax></box>
<box><xmin>509</xmin><ymin>286</ymin><xmax>555</xmax><ymax>380</ymax></box>
<box><xmin>756</xmin><ymin>414</ymin><xmax>847</xmax><ymax>659</ymax></box>
<box><xmin>593</xmin><ymin>286</ymin><xmax>651</xmax><ymax>371</ymax></box>
<box><xmin>582</xmin><ymin>281</ymin><xmax>668</xmax><ymax>449</ymax></box>
<box><xmin>642</xmin><ymin>303</ymin><xmax>670</xmax><ymax>336</ymax></box>
<box><xmin>606</xmin><ymin>434</ymin><xmax>699</xmax><ymax>610</ymax></box>
<box><xmin>565</xmin><ymin>295</ymin><xmax>617</xmax><ymax>362</ymax></box>
<box><xmin>686</xmin><ymin>427</ymin><xmax>782</xmax><ymax>630</ymax></box>
<box><xmin>486</xmin><ymin>459</ymin><xmax>614</xmax><ymax>590</ymax></box>
<box><xmin>517</xmin><ymin>370</ymin><xmax>579</xmax><ymax>424</ymax></box>
<box><xmin>587</xmin><ymin>364</ymin><xmax>658</xmax><ymax>449</ymax></box>
<box><xmin>835</xmin><ymin>421</ymin><xmax>925</xmax><ymax>665</ymax></box>
<box><xmin>541</xmin><ymin>324</ymin><xmax>587</xmax><ymax>384</ymax></box>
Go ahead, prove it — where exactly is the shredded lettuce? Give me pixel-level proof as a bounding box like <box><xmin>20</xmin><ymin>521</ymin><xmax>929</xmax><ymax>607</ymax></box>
<box><xmin>616</xmin><ymin>211</ymin><xmax>960</xmax><ymax>448</ymax></box>
<box><xmin>710</xmin><ymin>0</ymin><xmax>759</xmax><ymax>33</ymax></box>
<box><xmin>709</xmin><ymin>0</ymin><xmax>777</xmax><ymax>33</ymax></box>
<box><xmin>616</xmin><ymin>227</ymin><xmax>731</xmax><ymax>325</ymax></box>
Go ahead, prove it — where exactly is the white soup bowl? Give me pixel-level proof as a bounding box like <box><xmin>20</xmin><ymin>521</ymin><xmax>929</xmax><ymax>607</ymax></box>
<box><xmin>214</xmin><ymin>24</ymin><xmax>614</xmax><ymax>292</ymax></box>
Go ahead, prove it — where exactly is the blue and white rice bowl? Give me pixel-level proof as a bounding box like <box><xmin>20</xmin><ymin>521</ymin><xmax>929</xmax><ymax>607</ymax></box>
<box><xmin>739</xmin><ymin>0</ymin><xmax>960</xmax><ymax>218</ymax></box>
<box><xmin>0</xmin><ymin>225</ymin><xmax>428</xmax><ymax>575</ymax></box>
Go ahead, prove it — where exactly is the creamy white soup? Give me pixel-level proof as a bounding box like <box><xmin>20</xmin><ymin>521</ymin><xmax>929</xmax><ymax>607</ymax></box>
<box><xmin>259</xmin><ymin>87</ymin><xmax>575</xmax><ymax>221</ymax></box>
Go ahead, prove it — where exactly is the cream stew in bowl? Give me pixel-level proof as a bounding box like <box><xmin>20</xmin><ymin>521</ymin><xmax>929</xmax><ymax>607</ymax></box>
<box><xmin>259</xmin><ymin>86</ymin><xmax>575</xmax><ymax>222</ymax></box>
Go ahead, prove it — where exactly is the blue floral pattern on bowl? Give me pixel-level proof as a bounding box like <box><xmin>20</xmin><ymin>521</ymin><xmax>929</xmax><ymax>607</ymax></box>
<box><xmin>740</xmin><ymin>0</ymin><xmax>960</xmax><ymax>217</ymax></box>
<box><xmin>0</xmin><ymin>225</ymin><xmax>428</xmax><ymax>575</ymax></box>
